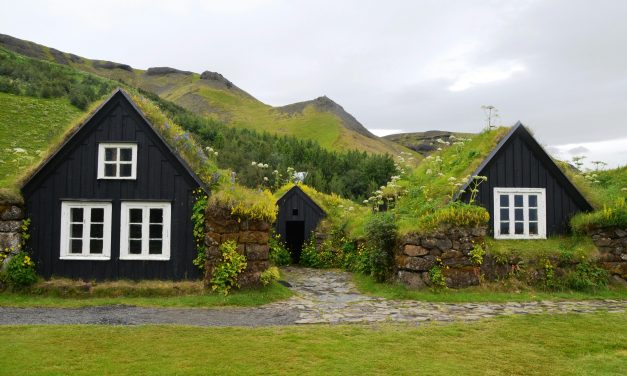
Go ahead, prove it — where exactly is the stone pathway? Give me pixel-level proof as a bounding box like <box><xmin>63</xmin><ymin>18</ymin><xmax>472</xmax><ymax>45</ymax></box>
<box><xmin>278</xmin><ymin>267</ymin><xmax>627</xmax><ymax>324</ymax></box>
<box><xmin>0</xmin><ymin>267</ymin><xmax>624</xmax><ymax>326</ymax></box>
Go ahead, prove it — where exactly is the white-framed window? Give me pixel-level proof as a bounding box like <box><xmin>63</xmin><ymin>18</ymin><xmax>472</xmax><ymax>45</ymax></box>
<box><xmin>120</xmin><ymin>202</ymin><xmax>171</xmax><ymax>260</ymax></box>
<box><xmin>60</xmin><ymin>202</ymin><xmax>112</xmax><ymax>260</ymax></box>
<box><xmin>97</xmin><ymin>143</ymin><xmax>138</xmax><ymax>179</ymax></box>
<box><xmin>493</xmin><ymin>188</ymin><xmax>546</xmax><ymax>239</ymax></box>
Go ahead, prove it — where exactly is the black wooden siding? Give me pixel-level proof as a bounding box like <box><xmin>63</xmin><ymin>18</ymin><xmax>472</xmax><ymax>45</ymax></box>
<box><xmin>22</xmin><ymin>91</ymin><xmax>202</xmax><ymax>280</ymax></box>
<box><xmin>459</xmin><ymin>124</ymin><xmax>593</xmax><ymax>236</ymax></box>
<box><xmin>276</xmin><ymin>186</ymin><xmax>325</xmax><ymax>242</ymax></box>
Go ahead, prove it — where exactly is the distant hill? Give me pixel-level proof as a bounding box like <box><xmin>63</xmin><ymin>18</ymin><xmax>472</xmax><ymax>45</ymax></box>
<box><xmin>0</xmin><ymin>33</ymin><xmax>407</xmax><ymax>156</ymax></box>
<box><xmin>384</xmin><ymin>130</ymin><xmax>475</xmax><ymax>156</ymax></box>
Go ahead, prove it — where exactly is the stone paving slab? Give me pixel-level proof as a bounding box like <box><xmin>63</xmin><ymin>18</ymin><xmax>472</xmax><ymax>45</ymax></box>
<box><xmin>0</xmin><ymin>267</ymin><xmax>624</xmax><ymax>326</ymax></box>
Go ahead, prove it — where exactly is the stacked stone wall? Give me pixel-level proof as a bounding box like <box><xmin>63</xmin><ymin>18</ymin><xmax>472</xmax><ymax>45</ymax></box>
<box><xmin>588</xmin><ymin>227</ymin><xmax>626</xmax><ymax>281</ymax></box>
<box><xmin>396</xmin><ymin>226</ymin><xmax>486</xmax><ymax>288</ymax></box>
<box><xmin>204</xmin><ymin>208</ymin><xmax>271</xmax><ymax>287</ymax></box>
<box><xmin>0</xmin><ymin>204</ymin><xmax>23</xmax><ymax>269</ymax></box>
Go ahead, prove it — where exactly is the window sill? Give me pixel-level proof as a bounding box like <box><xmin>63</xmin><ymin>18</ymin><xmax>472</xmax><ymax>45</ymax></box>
<box><xmin>60</xmin><ymin>255</ymin><xmax>111</xmax><ymax>261</ymax></box>
<box><xmin>494</xmin><ymin>235</ymin><xmax>547</xmax><ymax>240</ymax></box>
<box><xmin>119</xmin><ymin>256</ymin><xmax>170</xmax><ymax>261</ymax></box>
<box><xmin>96</xmin><ymin>177</ymin><xmax>137</xmax><ymax>180</ymax></box>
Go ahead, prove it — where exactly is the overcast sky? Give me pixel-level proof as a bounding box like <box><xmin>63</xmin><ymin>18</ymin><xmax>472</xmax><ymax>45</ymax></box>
<box><xmin>2</xmin><ymin>0</ymin><xmax>626</xmax><ymax>167</ymax></box>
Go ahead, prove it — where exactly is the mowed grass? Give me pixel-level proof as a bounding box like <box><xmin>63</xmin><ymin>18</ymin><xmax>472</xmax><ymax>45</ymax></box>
<box><xmin>353</xmin><ymin>274</ymin><xmax>627</xmax><ymax>303</ymax></box>
<box><xmin>0</xmin><ymin>281</ymin><xmax>292</xmax><ymax>308</ymax></box>
<box><xmin>0</xmin><ymin>92</ymin><xmax>84</xmax><ymax>196</ymax></box>
<box><xmin>1</xmin><ymin>313</ymin><xmax>625</xmax><ymax>375</ymax></box>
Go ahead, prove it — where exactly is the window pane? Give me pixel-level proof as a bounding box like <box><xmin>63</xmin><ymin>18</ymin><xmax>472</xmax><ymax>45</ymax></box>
<box><xmin>105</xmin><ymin>148</ymin><xmax>117</xmax><ymax>161</ymax></box>
<box><xmin>500</xmin><ymin>208</ymin><xmax>509</xmax><ymax>220</ymax></box>
<box><xmin>514</xmin><ymin>195</ymin><xmax>523</xmax><ymax>207</ymax></box>
<box><xmin>529</xmin><ymin>195</ymin><xmax>537</xmax><ymax>207</ymax></box>
<box><xmin>130</xmin><ymin>209</ymin><xmax>143</xmax><ymax>223</ymax></box>
<box><xmin>71</xmin><ymin>208</ymin><xmax>83</xmax><ymax>222</ymax></box>
<box><xmin>130</xmin><ymin>224</ymin><xmax>142</xmax><ymax>239</ymax></box>
<box><xmin>149</xmin><ymin>240</ymin><xmax>162</xmax><ymax>254</ymax></box>
<box><xmin>119</xmin><ymin>164</ymin><xmax>132</xmax><ymax>177</ymax></box>
<box><xmin>119</xmin><ymin>148</ymin><xmax>132</xmax><ymax>161</ymax></box>
<box><xmin>90</xmin><ymin>239</ymin><xmax>103</xmax><ymax>254</ymax></box>
<box><xmin>500</xmin><ymin>222</ymin><xmax>509</xmax><ymax>235</ymax></box>
<box><xmin>91</xmin><ymin>224</ymin><xmax>104</xmax><ymax>238</ymax></box>
<box><xmin>529</xmin><ymin>209</ymin><xmax>537</xmax><ymax>221</ymax></box>
<box><xmin>91</xmin><ymin>208</ymin><xmax>104</xmax><ymax>222</ymax></box>
<box><xmin>129</xmin><ymin>240</ymin><xmax>142</xmax><ymax>254</ymax></box>
<box><xmin>500</xmin><ymin>195</ymin><xmax>509</xmax><ymax>207</ymax></box>
<box><xmin>529</xmin><ymin>222</ymin><xmax>538</xmax><ymax>235</ymax></box>
<box><xmin>70</xmin><ymin>224</ymin><xmax>83</xmax><ymax>238</ymax></box>
<box><xmin>104</xmin><ymin>163</ymin><xmax>117</xmax><ymax>177</ymax></box>
<box><xmin>515</xmin><ymin>209</ymin><xmax>523</xmax><ymax>221</ymax></box>
<box><xmin>515</xmin><ymin>222</ymin><xmax>524</xmax><ymax>234</ymax></box>
<box><xmin>150</xmin><ymin>209</ymin><xmax>163</xmax><ymax>224</ymax></box>
<box><xmin>70</xmin><ymin>239</ymin><xmax>82</xmax><ymax>254</ymax></box>
<box><xmin>149</xmin><ymin>224</ymin><xmax>162</xmax><ymax>239</ymax></box>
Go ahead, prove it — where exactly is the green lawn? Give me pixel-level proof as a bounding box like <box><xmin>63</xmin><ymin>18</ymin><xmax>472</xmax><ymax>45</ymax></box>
<box><xmin>0</xmin><ymin>281</ymin><xmax>292</xmax><ymax>308</ymax></box>
<box><xmin>353</xmin><ymin>273</ymin><xmax>627</xmax><ymax>303</ymax></box>
<box><xmin>1</xmin><ymin>313</ymin><xmax>625</xmax><ymax>375</ymax></box>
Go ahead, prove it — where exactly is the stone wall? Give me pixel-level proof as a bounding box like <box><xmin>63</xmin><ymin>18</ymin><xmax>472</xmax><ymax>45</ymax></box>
<box><xmin>395</xmin><ymin>226</ymin><xmax>486</xmax><ymax>288</ymax></box>
<box><xmin>589</xmin><ymin>227</ymin><xmax>627</xmax><ymax>281</ymax></box>
<box><xmin>204</xmin><ymin>207</ymin><xmax>271</xmax><ymax>288</ymax></box>
<box><xmin>0</xmin><ymin>204</ymin><xmax>24</xmax><ymax>269</ymax></box>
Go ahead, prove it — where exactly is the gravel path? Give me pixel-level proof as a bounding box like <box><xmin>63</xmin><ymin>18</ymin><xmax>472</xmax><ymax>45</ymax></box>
<box><xmin>0</xmin><ymin>267</ymin><xmax>624</xmax><ymax>326</ymax></box>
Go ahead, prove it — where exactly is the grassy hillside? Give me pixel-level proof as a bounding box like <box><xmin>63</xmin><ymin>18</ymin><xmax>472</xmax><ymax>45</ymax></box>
<box><xmin>0</xmin><ymin>33</ymin><xmax>408</xmax><ymax>156</ymax></box>
<box><xmin>0</xmin><ymin>93</ymin><xmax>86</xmax><ymax>201</ymax></box>
<box><xmin>0</xmin><ymin>47</ymin><xmax>397</xmax><ymax>202</ymax></box>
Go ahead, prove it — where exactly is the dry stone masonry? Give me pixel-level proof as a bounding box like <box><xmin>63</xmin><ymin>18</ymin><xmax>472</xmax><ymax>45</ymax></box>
<box><xmin>0</xmin><ymin>204</ymin><xmax>23</xmax><ymax>268</ymax></box>
<box><xmin>589</xmin><ymin>227</ymin><xmax>627</xmax><ymax>281</ymax></box>
<box><xmin>204</xmin><ymin>208</ymin><xmax>271</xmax><ymax>287</ymax></box>
<box><xmin>396</xmin><ymin>226</ymin><xmax>486</xmax><ymax>288</ymax></box>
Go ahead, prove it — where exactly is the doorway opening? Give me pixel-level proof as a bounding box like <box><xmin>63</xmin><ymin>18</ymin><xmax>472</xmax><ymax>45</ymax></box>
<box><xmin>285</xmin><ymin>220</ymin><xmax>305</xmax><ymax>264</ymax></box>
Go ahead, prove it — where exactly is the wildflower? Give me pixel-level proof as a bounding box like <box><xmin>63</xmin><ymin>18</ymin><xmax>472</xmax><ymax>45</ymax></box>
<box><xmin>363</xmin><ymin>200</ymin><xmax>369</xmax><ymax>204</ymax></box>
<box><xmin>251</xmin><ymin>161</ymin><xmax>257</xmax><ymax>166</ymax></box>
<box><xmin>426</xmin><ymin>169</ymin><xmax>432</xmax><ymax>175</ymax></box>
<box><xmin>214</xmin><ymin>151</ymin><xmax>218</xmax><ymax>156</ymax></box>
<box><xmin>263</xmin><ymin>177</ymin><xmax>269</xmax><ymax>181</ymax></box>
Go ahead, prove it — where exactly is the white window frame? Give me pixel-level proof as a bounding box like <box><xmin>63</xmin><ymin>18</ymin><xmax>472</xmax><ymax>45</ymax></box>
<box><xmin>97</xmin><ymin>143</ymin><xmax>138</xmax><ymax>180</ymax></box>
<box><xmin>60</xmin><ymin>202</ymin><xmax>112</xmax><ymax>260</ymax></box>
<box><xmin>493</xmin><ymin>187</ymin><xmax>547</xmax><ymax>240</ymax></box>
<box><xmin>119</xmin><ymin>202</ymin><xmax>171</xmax><ymax>261</ymax></box>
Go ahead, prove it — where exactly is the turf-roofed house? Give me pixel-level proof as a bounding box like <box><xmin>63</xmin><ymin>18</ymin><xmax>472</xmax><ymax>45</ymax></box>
<box><xmin>275</xmin><ymin>185</ymin><xmax>326</xmax><ymax>263</ymax></box>
<box><xmin>21</xmin><ymin>89</ymin><xmax>207</xmax><ymax>280</ymax></box>
<box><xmin>457</xmin><ymin>122</ymin><xmax>594</xmax><ymax>238</ymax></box>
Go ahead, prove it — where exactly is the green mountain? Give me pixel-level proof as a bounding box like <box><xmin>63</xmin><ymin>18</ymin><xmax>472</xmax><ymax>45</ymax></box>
<box><xmin>0</xmin><ymin>33</ymin><xmax>407</xmax><ymax>156</ymax></box>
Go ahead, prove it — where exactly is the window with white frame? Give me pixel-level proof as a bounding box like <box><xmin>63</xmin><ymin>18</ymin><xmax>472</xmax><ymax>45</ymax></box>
<box><xmin>60</xmin><ymin>202</ymin><xmax>112</xmax><ymax>260</ymax></box>
<box><xmin>493</xmin><ymin>188</ymin><xmax>546</xmax><ymax>239</ymax></box>
<box><xmin>120</xmin><ymin>202</ymin><xmax>171</xmax><ymax>260</ymax></box>
<box><xmin>97</xmin><ymin>143</ymin><xmax>137</xmax><ymax>179</ymax></box>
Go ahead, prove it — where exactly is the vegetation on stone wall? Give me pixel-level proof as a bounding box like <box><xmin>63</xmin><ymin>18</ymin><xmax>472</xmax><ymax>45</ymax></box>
<box><xmin>210</xmin><ymin>240</ymin><xmax>247</xmax><ymax>295</ymax></box>
<box><xmin>209</xmin><ymin>185</ymin><xmax>277</xmax><ymax>223</ymax></box>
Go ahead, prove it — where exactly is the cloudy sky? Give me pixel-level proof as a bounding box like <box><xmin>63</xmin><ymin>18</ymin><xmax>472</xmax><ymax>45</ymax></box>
<box><xmin>2</xmin><ymin>0</ymin><xmax>626</xmax><ymax>167</ymax></box>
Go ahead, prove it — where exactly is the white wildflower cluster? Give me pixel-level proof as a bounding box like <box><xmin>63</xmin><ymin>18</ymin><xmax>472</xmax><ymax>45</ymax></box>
<box><xmin>251</xmin><ymin>161</ymin><xmax>269</xmax><ymax>168</ymax></box>
<box><xmin>205</xmin><ymin>146</ymin><xmax>218</xmax><ymax>157</ymax></box>
<box><xmin>364</xmin><ymin>174</ymin><xmax>406</xmax><ymax>211</ymax></box>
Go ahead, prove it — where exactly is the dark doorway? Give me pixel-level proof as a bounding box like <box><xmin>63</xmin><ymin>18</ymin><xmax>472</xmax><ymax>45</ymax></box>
<box><xmin>285</xmin><ymin>221</ymin><xmax>305</xmax><ymax>263</ymax></box>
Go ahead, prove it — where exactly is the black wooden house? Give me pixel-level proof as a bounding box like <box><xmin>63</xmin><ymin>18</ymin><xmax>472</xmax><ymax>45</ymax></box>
<box><xmin>457</xmin><ymin>122</ymin><xmax>593</xmax><ymax>238</ymax></box>
<box><xmin>276</xmin><ymin>185</ymin><xmax>325</xmax><ymax>263</ymax></box>
<box><xmin>22</xmin><ymin>89</ymin><xmax>205</xmax><ymax>280</ymax></box>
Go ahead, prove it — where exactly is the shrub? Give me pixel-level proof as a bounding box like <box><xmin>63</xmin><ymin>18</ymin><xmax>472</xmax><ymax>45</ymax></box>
<box><xmin>564</xmin><ymin>261</ymin><xmax>609</xmax><ymax>291</ymax></box>
<box><xmin>428</xmin><ymin>264</ymin><xmax>447</xmax><ymax>289</ymax></box>
<box><xmin>260</xmin><ymin>266</ymin><xmax>280</xmax><ymax>286</ymax></box>
<box><xmin>269</xmin><ymin>232</ymin><xmax>291</xmax><ymax>266</ymax></box>
<box><xmin>191</xmin><ymin>189</ymin><xmax>208</xmax><ymax>270</ymax></box>
<box><xmin>4</xmin><ymin>251</ymin><xmax>38</xmax><ymax>287</ymax></box>
<box><xmin>299</xmin><ymin>236</ymin><xmax>319</xmax><ymax>268</ymax></box>
<box><xmin>469</xmin><ymin>242</ymin><xmax>486</xmax><ymax>265</ymax></box>
<box><xmin>570</xmin><ymin>198</ymin><xmax>627</xmax><ymax>234</ymax></box>
<box><xmin>210</xmin><ymin>241</ymin><xmax>247</xmax><ymax>295</ymax></box>
<box><xmin>363</xmin><ymin>212</ymin><xmax>397</xmax><ymax>282</ymax></box>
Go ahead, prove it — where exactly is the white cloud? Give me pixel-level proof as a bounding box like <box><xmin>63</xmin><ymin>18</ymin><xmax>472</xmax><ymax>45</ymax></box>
<box><xmin>448</xmin><ymin>63</ymin><xmax>526</xmax><ymax>92</ymax></box>
<box><xmin>549</xmin><ymin>138</ymin><xmax>627</xmax><ymax>169</ymax></box>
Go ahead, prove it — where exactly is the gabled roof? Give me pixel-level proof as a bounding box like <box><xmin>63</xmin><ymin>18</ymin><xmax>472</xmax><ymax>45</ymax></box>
<box><xmin>455</xmin><ymin>121</ymin><xmax>593</xmax><ymax>210</ymax></box>
<box><xmin>22</xmin><ymin>88</ymin><xmax>207</xmax><ymax>194</ymax></box>
<box><xmin>277</xmin><ymin>185</ymin><xmax>326</xmax><ymax>216</ymax></box>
